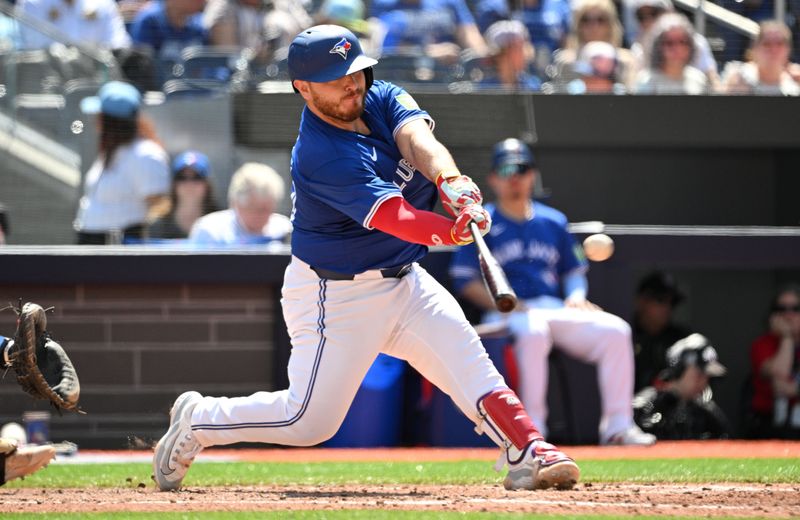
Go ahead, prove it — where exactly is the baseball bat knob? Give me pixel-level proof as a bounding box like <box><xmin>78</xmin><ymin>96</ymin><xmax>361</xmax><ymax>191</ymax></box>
<box><xmin>496</xmin><ymin>294</ymin><xmax>517</xmax><ymax>313</ymax></box>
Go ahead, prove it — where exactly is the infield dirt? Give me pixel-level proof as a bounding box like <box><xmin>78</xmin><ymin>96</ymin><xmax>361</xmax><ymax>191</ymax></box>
<box><xmin>1</xmin><ymin>441</ymin><xmax>799</xmax><ymax>517</ymax></box>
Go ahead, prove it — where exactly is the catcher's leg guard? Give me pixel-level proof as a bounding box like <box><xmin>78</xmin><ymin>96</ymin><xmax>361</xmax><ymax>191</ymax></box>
<box><xmin>477</xmin><ymin>388</ymin><xmax>579</xmax><ymax>491</ymax></box>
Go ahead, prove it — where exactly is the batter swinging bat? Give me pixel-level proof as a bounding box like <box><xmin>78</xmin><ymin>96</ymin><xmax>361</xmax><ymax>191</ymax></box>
<box><xmin>469</xmin><ymin>222</ymin><xmax>518</xmax><ymax>312</ymax></box>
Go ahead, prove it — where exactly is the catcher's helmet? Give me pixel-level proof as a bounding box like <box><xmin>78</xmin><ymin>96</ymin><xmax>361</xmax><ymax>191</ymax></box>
<box><xmin>491</xmin><ymin>138</ymin><xmax>536</xmax><ymax>176</ymax></box>
<box><xmin>288</xmin><ymin>25</ymin><xmax>377</xmax><ymax>92</ymax></box>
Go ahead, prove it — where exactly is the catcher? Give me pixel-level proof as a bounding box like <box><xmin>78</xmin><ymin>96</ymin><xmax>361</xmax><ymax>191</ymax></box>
<box><xmin>0</xmin><ymin>302</ymin><xmax>81</xmax><ymax>484</ymax></box>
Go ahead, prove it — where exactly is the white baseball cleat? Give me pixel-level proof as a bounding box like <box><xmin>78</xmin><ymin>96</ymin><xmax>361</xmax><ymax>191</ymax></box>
<box><xmin>153</xmin><ymin>391</ymin><xmax>204</xmax><ymax>491</ymax></box>
<box><xmin>5</xmin><ymin>444</ymin><xmax>57</xmax><ymax>482</ymax></box>
<box><xmin>504</xmin><ymin>439</ymin><xmax>580</xmax><ymax>491</ymax></box>
<box><xmin>601</xmin><ymin>424</ymin><xmax>657</xmax><ymax>446</ymax></box>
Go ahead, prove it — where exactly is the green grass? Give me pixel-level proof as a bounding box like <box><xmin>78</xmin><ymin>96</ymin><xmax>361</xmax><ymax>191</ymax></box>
<box><xmin>5</xmin><ymin>457</ymin><xmax>799</xmax><ymax>488</ymax></box>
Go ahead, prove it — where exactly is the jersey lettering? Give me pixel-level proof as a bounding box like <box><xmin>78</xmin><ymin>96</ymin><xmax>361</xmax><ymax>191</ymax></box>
<box><xmin>396</xmin><ymin>159</ymin><xmax>415</xmax><ymax>182</ymax></box>
<box><xmin>493</xmin><ymin>238</ymin><xmax>559</xmax><ymax>267</ymax></box>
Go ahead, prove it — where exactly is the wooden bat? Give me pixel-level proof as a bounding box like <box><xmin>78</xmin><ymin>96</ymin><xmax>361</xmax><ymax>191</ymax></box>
<box><xmin>469</xmin><ymin>222</ymin><xmax>518</xmax><ymax>312</ymax></box>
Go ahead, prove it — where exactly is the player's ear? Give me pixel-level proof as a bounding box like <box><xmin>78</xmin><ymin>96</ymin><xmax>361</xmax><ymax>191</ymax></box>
<box><xmin>294</xmin><ymin>80</ymin><xmax>311</xmax><ymax>99</ymax></box>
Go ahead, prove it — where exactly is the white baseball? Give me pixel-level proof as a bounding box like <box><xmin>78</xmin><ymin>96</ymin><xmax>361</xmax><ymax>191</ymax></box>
<box><xmin>0</xmin><ymin>422</ymin><xmax>27</xmax><ymax>446</ymax></box>
<box><xmin>582</xmin><ymin>233</ymin><xmax>614</xmax><ymax>262</ymax></box>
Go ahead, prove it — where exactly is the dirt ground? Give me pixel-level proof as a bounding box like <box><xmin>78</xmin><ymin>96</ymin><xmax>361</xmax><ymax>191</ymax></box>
<box><xmin>2</xmin><ymin>441</ymin><xmax>799</xmax><ymax>517</ymax></box>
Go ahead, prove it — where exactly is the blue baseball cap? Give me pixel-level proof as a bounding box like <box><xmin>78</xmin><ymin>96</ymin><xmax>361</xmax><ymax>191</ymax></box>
<box><xmin>491</xmin><ymin>138</ymin><xmax>536</xmax><ymax>176</ymax></box>
<box><xmin>172</xmin><ymin>151</ymin><xmax>210</xmax><ymax>178</ymax></box>
<box><xmin>288</xmin><ymin>25</ymin><xmax>377</xmax><ymax>88</ymax></box>
<box><xmin>80</xmin><ymin>81</ymin><xmax>141</xmax><ymax>118</ymax></box>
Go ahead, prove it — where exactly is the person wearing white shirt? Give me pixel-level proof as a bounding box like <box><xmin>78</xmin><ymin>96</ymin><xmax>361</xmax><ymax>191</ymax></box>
<box><xmin>189</xmin><ymin>162</ymin><xmax>292</xmax><ymax>246</ymax></box>
<box><xmin>17</xmin><ymin>0</ymin><xmax>131</xmax><ymax>50</ymax></box>
<box><xmin>74</xmin><ymin>81</ymin><xmax>170</xmax><ymax>244</ymax></box>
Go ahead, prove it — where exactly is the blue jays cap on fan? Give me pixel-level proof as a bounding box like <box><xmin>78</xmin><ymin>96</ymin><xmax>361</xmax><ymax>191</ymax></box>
<box><xmin>491</xmin><ymin>138</ymin><xmax>536</xmax><ymax>177</ymax></box>
<box><xmin>80</xmin><ymin>81</ymin><xmax>141</xmax><ymax>119</ymax></box>
<box><xmin>172</xmin><ymin>151</ymin><xmax>210</xmax><ymax>178</ymax></box>
<box><xmin>288</xmin><ymin>24</ymin><xmax>377</xmax><ymax>89</ymax></box>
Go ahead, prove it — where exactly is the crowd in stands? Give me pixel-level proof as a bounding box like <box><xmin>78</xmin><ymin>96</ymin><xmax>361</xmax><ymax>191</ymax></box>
<box><xmin>1</xmin><ymin>0</ymin><xmax>798</xmax><ymax>95</ymax></box>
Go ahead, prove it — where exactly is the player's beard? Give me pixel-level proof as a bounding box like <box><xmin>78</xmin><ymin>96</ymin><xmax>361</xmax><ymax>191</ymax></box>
<box><xmin>311</xmin><ymin>88</ymin><xmax>366</xmax><ymax>123</ymax></box>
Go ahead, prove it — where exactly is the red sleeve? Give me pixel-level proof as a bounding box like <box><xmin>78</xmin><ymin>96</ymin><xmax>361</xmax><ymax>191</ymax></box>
<box><xmin>751</xmin><ymin>334</ymin><xmax>778</xmax><ymax>375</ymax></box>
<box><xmin>369</xmin><ymin>197</ymin><xmax>459</xmax><ymax>246</ymax></box>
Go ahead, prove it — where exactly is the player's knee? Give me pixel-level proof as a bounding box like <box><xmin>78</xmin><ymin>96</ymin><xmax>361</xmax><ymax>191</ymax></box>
<box><xmin>599</xmin><ymin>313</ymin><xmax>632</xmax><ymax>342</ymax></box>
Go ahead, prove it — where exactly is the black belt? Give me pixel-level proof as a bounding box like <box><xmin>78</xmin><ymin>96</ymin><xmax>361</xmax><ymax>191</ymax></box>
<box><xmin>311</xmin><ymin>264</ymin><xmax>413</xmax><ymax>280</ymax></box>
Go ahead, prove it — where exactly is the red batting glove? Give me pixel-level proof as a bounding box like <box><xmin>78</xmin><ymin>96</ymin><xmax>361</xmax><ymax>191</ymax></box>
<box><xmin>436</xmin><ymin>169</ymin><xmax>483</xmax><ymax>218</ymax></box>
<box><xmin>451</xmin><ymin>204</ymin><xmax>491</xmax><ymax>245</ymax></box>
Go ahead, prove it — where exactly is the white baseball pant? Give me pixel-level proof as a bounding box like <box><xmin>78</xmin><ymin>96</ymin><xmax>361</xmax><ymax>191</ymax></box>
<box><xmin>486</xmin><ymin>302</ymin><xmax>635</xmax><ymax>441</ymax></box>
<box><xmin>190</xmin><ymin>256</ymin><xmax>506</xmax><ymax>448</ymax></box>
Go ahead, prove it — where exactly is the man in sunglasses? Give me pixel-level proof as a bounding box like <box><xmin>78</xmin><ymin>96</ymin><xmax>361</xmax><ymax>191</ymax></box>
<box><xmin>449</xmin><ymin>138</ymin><xmax>656</xmax><ymax>446</ymax></box>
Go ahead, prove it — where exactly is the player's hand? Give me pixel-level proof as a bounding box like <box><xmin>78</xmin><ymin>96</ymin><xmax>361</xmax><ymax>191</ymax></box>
<box><xmin>436</xmin><ymin>170</ymin><xmax>483</xmax><ymax>217</ymax></box>
<box><xmin>564</xmin><ymin>297</ymin><xmax>601</xmax><ymax>311</ymax></box>
<box><xmin>769</xmin><ymin>314</ymin><xmax>793</xmax><ymax>339</ymax></box>
<box><xmin>451</xmin><ymin>204</ymin><xmax>491</xmax><ymax>245</ymax></box>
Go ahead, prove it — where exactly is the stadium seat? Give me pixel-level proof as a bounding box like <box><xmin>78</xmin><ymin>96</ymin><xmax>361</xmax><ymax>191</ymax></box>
<box><xmin>6</xmin><ymin>49</ymin><xmax>61</xmax><ymax>95</ymax></box>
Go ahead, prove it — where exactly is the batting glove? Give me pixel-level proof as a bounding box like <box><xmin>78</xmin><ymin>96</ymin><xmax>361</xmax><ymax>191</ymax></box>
<box><xmin>436</xmin><ymin>169</ymin><xmax>483</xmax><ymax>218</ymax></box>
<box><xmin>451</xmin><ymin>204</ymin><xmax>491</xmax><ymax>245</ymax></box>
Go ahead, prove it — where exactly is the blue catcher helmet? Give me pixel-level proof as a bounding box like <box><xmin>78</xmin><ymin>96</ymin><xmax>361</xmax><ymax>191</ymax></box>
<box><xmin>288</xmin><ymin>25</ymin><xmax>378</xmax><ymax>92</ymax></box>
<box><xmin>491</xmin><ymin>138</ymin><xmax>536</xmax><ymax>177</ymax></box>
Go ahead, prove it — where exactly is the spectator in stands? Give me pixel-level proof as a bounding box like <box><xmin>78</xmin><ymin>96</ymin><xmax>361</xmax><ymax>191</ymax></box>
<box><xmin>628</xmin><ymin>0</ymin><xmax>719</xmax><ymax>88</ymax></box>
<box><xmin>130</xmin><ymin>0</ymin><xmax>208</xmax><ymax>69</ymax></box>
<box><xmin>560</xmin><ymin>40</ymin><xmax>627</xmax><ymax>93</ymax></box>
<box><xmin>747</xmin><ymin>283</ymin><xmax>800</xmax><ymax>439</ymax></box>
<box><xmin>718</xmin><ymin>0</ymin><xmax>780</xmax><ymax>62</ymax></box>
<box><xmin>203</xmin><ymin>0</ymin><xmax>312</xmax><ymax>62</ymax></box>
<box><xmin>314</xmin><ymin>0</ymin><xmax>381</xmax><ymax>56</ymax></box>
<box><xmin>189</xmin><ymin>162</ymin><xmax>291</xmax><ymax>246</ymax></box>
<box><xmin>551</xmin><ymin>0</ymin><xmax>635</xmax><ymax>91</ymax></box>
<box><xmin>633</xmin><ymin>13</ymin><xmax>711</xmax><ymax>94</ymax></box>
<box><xmin>509</xmin><ymin>0</ymin><xmax>572</xmax><ymax>71</ymax></box>
<box><xmin>633</xmin><ymin>333</ymin><xmax>731</xmax><ymax>440</ymax></box>
<box><xmin>476</xmin><ymin>19</ymin><xmax>541</xmax><ymax>91</ymax></box>
<box><xmin>721</xmin><ymin>20</ymin><xmax>800</xmax><ymax>96</ymax></box>
<box><xmin>374</xmin><ymin>0</ymin><xmax>488</xmax><ymax>65</ymax></box>
<box><xmin>74</xmin><ymin>81</ymin><xmax>170</xmax><ymax>245</ymax></box>
<box><xmin>449</xmin><ymin>138</ymin><xmax>656</xmax><ymax>446</ymax></box>
<box><xmin>631</xmin><ymin>270</ymin><xmax>693</xmax><ymax>392</ymax></box>
<box><xmin>16</xmin><ymin>0</ymin><xmax>131</xmax><ymax>50</ymax></box>
<box><xmin>148</xmin><ymin>151</ymin><xmax>220</xmax><ymax>240</ymax></box>
<box><xmin>0</xmin><ymin>204</ymin><xmax>8</xmax><ymax>245</ymax></box>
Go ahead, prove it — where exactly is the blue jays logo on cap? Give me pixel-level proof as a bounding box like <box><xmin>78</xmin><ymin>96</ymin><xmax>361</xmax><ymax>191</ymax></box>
<box><xmin>329</xmin><ymin>37</ymin><xmax>352</xmax><ymax>59</ymax></box>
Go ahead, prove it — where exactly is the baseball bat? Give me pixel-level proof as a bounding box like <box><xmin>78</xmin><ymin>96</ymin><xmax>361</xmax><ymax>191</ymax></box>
<box><xmin>469</xmin><ymin>222</ymin><xmax>518</xmax><ymax>313</ymax></box>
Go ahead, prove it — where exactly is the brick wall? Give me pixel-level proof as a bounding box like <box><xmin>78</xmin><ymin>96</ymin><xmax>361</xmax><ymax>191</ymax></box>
<box><xmin>0</xmin><ymin>283</ymin><xmax>278</xmax><ymax>448</ymax></box>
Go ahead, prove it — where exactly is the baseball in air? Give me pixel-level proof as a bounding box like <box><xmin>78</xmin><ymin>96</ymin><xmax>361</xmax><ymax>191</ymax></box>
<box><xmin>583</xmin><ymin>233</ymin><xmax>614</xmax><ymax>262</ymax></box>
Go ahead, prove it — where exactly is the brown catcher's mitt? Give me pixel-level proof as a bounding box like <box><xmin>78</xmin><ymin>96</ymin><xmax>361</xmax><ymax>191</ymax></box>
<box><xmin>8</xmin><ymin>302</ymin><xmax>83</xmax><ymax>414</ymax></box>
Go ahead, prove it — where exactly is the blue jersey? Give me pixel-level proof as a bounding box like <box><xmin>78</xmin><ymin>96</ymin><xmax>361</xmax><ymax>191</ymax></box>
<box><xmin>375</xmin><ymin>0</ymin><xmax>477</xmax><ymax>50</ymax></box>
<box><xmin>449</xmin><ymin>201</ymin><xmax>587</xmax><ymax>299</ymax></box>
<box><xmin>130</xmin><ymin>1</ymin><xmax>207</xmax><ymax>57</ymax></box>
<box><xmin>290</xmin><ymin>80</ymin><xmax>437</xmax><ymax>274</ymax></box>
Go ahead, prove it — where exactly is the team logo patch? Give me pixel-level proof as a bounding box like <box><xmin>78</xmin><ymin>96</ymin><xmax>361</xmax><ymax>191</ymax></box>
<box><xmin>329</xmin><ymin>37</ymin><xmax>352</xmax><ymax>60</ymax></box>
<box><xmin>394</xmin><ymin>92</ymin><xmax>420</xmax><ymax>110</ymax></box>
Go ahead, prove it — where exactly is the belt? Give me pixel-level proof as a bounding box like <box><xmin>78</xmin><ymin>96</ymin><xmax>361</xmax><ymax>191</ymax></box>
<box><xmin>311</xmin><ymin>264</ymin><xmax>413</xmax><ymax>281</ymax></box>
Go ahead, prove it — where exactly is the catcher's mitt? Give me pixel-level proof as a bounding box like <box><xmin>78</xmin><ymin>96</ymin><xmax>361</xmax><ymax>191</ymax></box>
<box><xmin>7</xmin><ymin>302</ymin><xmax>83</xmax><ymax>414</ymax></box>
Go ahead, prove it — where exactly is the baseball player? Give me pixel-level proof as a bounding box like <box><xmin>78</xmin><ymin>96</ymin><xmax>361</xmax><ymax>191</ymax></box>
<box><xmin>0</xmin><ymin>302</ymin><xmax>78</xmax><ymax>484</ymax></box>
<box><xmin>449</xmin><ymin>138</ymin><xmax>657</xmax><ymax>446</ymax></box>
<box><xmin>153</xmin><ymin>24</ymin><xmax>579</xmax><ymax>492</ymax></box>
